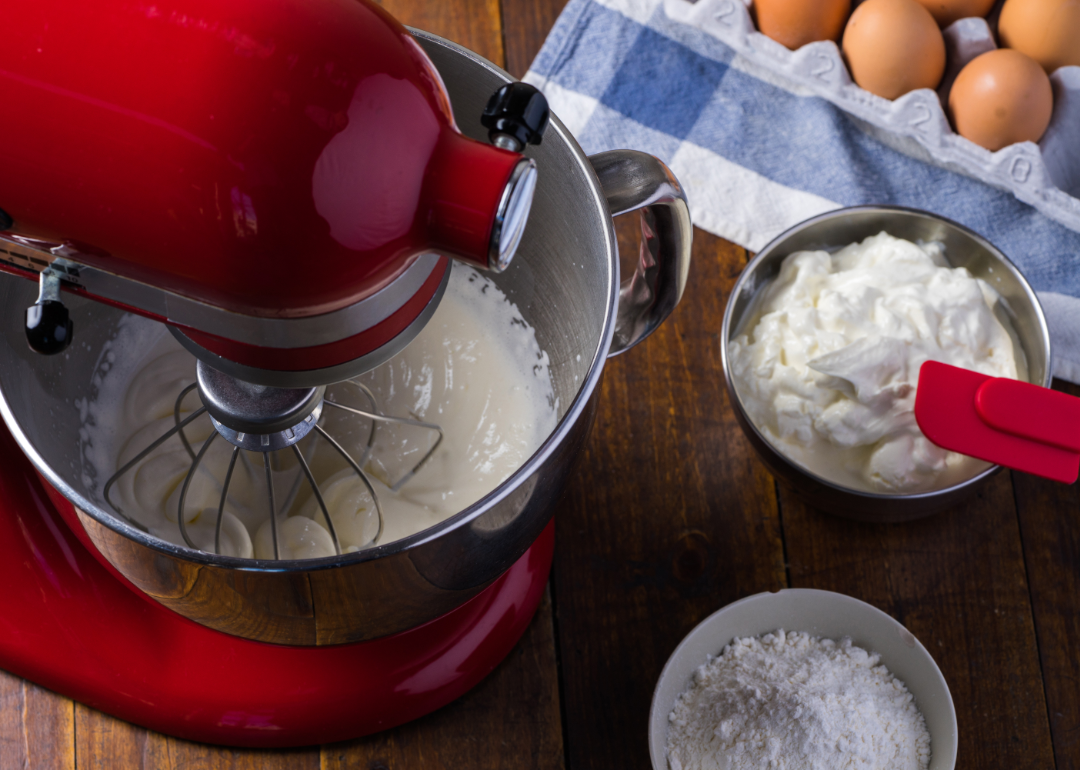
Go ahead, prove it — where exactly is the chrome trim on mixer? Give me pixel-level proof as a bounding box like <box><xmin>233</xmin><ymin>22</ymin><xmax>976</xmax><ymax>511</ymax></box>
<box><xmin>588</xmin><ymin>150</ymin><xmax>692</xmax><ymax>356</ymax></box>
<box><xmin>0</xmin><ymin>236</ymin><xmax>85</xmax><ymax>284</ymax></box>
<box><xmin>197</xmin><ymin>361</ymin><xmax>326</xmax><ymax>435</ymax></box>
<box><xmin>208</xmin><ymin>404</ymin><xmax>324</xmax><ymax>452</ymax></box>
<box><xmin>0</xmin><ymin>234</ymin><xmax>443</xmax><ymax>348</ymax></box>
<box><xmin>488</xmin><ymin>158</ymin><xmax>537</xmax><ymax>272</ymax></box>
<box><xmin>491</xmin><ymin>134</ymin><xmax>519</xmax><ymax>151</ymax></box>
<box><xmin>165</xmin><ymin>253</ymin><xmax>443</xmax><ymax>349</ymax></box>
<box><xmin>35</xmin><ymin>267</ymin><xmax>64</xmax><ymax>304</ymax></box>
<box><xmin>168</xmin><ymin>259</ymin><xmax>452</xmax><ymax>388</ymax></box>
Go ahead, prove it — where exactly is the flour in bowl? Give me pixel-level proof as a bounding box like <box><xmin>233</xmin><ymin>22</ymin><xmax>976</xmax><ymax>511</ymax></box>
<box><xmin>666</xmin><ymin>629</ymin><xmax>930</xmax><ymax>770</ymax></box>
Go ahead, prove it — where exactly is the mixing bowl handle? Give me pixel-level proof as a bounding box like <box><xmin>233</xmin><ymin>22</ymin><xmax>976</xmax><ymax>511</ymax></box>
<box><xmin>588</xmin><ymin>150</ymin><xmax>692</xmax><ymax>356</ymax></box>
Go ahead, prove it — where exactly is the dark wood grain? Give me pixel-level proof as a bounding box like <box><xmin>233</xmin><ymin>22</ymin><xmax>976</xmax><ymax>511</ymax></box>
<box><xmin>74</xmin><ymin>703</ymin><xmax>323</xmax><ymax>770</ymax></box>
<box><xmin>324</xmin><ymin>589</ymin><xmax>565</xmax><ymax>770</ymax></box>
<box><xmin>0</xmin><ymin>672</ymin><xmax>73</xmax><ymax>769</ymax></box>
<box><xmin>501</xmin><ymin>0</ymin><xmax>570</xmax><ymax>78</ymax></box>
<box><xmin>378</xmin><ymin>0</ymin><xmax>505</xmax><ymax>67</ymax></box>
<box><xmin>159</xmin><ymin>743</ymin><xmax>321</xmax><ymax>770</ymax></box>
<box><xmin>74</xmin><ymin>707</ymin><xmax>171</xmax><ymax>770</ymax></box>
<box><xmin>780</xmin><ymin>471</ymin><xmax>1055</xmax><ymax>768</ymax></box>
<box><xmin>1014</xmin><ymin>379</ymin><xmax>1080</xmax><ymax>770</ymax></box>
<box><xmin>552</xmin><ymin>229</ymin><xmax>785</xmax><ymax>770</ymax></box>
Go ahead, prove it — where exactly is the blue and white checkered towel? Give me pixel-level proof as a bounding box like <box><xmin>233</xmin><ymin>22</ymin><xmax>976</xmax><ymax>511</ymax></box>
<box><xmin>524</xmin><ymin>0</ymin><xmax>1080</xmax><ymax>383</ymax></box>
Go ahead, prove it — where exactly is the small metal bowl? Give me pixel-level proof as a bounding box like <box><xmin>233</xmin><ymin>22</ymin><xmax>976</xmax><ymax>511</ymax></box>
<box><xmin>720</xmin><ymin>206</ymin><xmax>1051</xmax><ymax>521</ymax></box>
<box><xmin>649</xmin><ymin>589</ymin><xmax>958</xmax><ymax>770</ymax></box>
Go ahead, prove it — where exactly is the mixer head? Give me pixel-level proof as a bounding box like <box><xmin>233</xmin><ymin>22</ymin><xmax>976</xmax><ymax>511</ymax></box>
<box><xmin>0</xmin><ymin>0</ymin><xmax>548</xmax><ymax>387</ymax></box>
<box><xmin>0</xmin><ymin>0</ymin><xmax>551</xmax><ymax>559</ymax></box>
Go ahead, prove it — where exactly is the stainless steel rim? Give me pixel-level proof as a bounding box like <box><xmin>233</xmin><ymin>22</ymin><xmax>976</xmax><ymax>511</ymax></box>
<box><xmin>168</xmin><ymin>256</ymin><xmax>452</xmax><ymax>388</ymax></box>
<box><xmin>0</xmin><ymin>237</ymin><xmax>447</xmax><ymax>349</ymax></box>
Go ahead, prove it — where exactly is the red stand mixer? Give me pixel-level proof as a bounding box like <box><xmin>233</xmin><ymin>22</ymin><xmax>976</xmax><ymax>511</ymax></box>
<box><xmin>0</xmin><ymin>0</ymin><xmax>692</xmax><ymax>747</ymax></box>
<box><xmin>1</xmin><ymin>0</ymin><xmax>547</xmax><ymax>383</ymax></box>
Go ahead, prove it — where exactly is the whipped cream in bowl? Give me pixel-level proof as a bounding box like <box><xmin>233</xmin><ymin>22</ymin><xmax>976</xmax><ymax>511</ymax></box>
<box><xmin>721</xmin><ymin>207</ymin><xmax>1050</xmax><ymax>521</ymax></box>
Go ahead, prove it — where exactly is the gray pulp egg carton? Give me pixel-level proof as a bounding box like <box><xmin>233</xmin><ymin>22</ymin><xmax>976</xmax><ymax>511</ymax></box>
<box><xmin>665</xmin><ymin>0</ymin><xmax>1080</xmax><ymax>232</ymax></box>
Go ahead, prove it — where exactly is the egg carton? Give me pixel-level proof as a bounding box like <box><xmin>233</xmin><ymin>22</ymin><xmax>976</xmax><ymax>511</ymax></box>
<box><xmin>664</xmin><ymin>0</ymin><xmax>1080</xmax><ymax>233</ymax></box>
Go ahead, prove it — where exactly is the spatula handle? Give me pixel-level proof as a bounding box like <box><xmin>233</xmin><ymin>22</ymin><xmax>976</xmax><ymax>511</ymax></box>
<box><xmin>975</xmin><ymin>377</ymin><xmax>1080</xmax><ymax>453</ymax></box>
<box><xmin>915</xmin><ymin>361</ymin><xmax>1080</xmax><ymax>484</ymax></box>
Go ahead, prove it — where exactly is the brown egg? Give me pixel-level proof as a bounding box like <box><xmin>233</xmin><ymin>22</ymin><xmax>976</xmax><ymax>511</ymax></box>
<box><xmin>998</xmin><ymin>0</ymin><xmax>1080</xmax><ymax>74</ymax></box>
<box><xmin>842</xmin><ymin>0</ymin><xmax>946</xmax><ymax>100</ymax></box>
<box><xmin>913</xmin><ymin>0</ymin><xmax>996</xmax><ymax>26</ymax></box>
<box><xmin>948</xmin><ymin>48</ymin><xmax>1053</xmax><ymax>150</ymax></box>
<box><xmin>752</xmin><ymin>0</ymin><xmax>851</xmax><ymax>49</ymax></box>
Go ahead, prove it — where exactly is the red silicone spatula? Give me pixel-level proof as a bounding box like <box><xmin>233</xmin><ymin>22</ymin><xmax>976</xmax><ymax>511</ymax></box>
<box><xmin>915</xmin><ymin>360</ymin><xmax>1080</xmax><ymax>484</ymax></box>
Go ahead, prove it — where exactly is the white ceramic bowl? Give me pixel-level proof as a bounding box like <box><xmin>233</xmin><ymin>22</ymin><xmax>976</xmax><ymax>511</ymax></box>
<box><xmin>649</xmin><ymin>589</ymin><xmax>958</xmax><ymax>770</ymax></box>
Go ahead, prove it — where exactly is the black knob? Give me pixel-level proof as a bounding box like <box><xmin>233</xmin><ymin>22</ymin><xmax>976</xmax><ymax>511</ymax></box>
<box><xmin>0</xmin><ymin>208</ymin><xmax>12</xmax><ymax>231</ymax></box>
<box><xmin>26</xmin><ymin>300</ymin><xmax>73</xmax><ymax>355</ymax></box>
<box><xmin>481</xmin><ymin>83</ymin><xmax>550</xmax><ymax>150</ymax></box>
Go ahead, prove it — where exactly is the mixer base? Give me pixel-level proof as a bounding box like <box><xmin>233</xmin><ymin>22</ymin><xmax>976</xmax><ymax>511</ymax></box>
<box><xmin>0</xmin><ymin>421</ymin><xmax>554</xmax><ymax>748</ymax></box>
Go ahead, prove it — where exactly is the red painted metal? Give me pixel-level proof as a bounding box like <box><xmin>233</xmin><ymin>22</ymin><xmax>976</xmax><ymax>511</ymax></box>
<box><xmin>181</xmin><ymin>255</ymin><xmax>450</xmax><ymax>371</ymax></box>
<box><xmin>0</xmin><ymin>0</ymin><xmax>520</xmax><ymax>367</ymax></box>
<box><xmin>0</xmin><ymin>420</ymin><xmax>554</xmax><ymax>747</ymax></box>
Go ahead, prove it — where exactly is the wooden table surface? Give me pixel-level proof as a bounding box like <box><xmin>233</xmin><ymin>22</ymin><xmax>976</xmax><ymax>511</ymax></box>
<box><xmin>3</xmin><ymin>0</ymin><xmax>1080</xmax><ymax>767</ymax></box>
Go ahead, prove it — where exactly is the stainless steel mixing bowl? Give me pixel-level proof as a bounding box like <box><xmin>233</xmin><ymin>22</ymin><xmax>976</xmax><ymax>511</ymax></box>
<box><xmin>0</xmin><ymin>31</ymin><xmax>691</xmax><ymax>645</ymax></box>
<box><xmin>721</xmin><ymin>206</ymin><xmax>1050</xmax><ymax>522</ymax></box>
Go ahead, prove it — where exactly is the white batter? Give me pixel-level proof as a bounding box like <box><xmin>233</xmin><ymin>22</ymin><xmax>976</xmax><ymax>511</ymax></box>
<box><xmin>728</xmin><ymin>232</ymin><xmax>1020</xmax><ymax>494</ymax></box>
<box><xmin>83</xmin><ymin>264</ymin><xmax>558</xmax><ymax>559</ymax></box>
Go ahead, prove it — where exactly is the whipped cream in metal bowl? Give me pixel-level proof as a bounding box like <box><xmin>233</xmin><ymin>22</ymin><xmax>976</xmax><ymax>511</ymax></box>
<box><xmin>80</xmin><ymin>263</ymin><xmax>559</xmax><ymax>559</ymax></box>
<box><xmin>727</xmin><ymin>231</ymin><xmax>1022</xmax><ymax>495</ymax></box>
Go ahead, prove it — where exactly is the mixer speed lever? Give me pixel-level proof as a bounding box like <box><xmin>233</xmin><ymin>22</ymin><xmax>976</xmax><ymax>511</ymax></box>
<box><xmin>481</xmin><ymin>82</ymin><xmax>549</xmax><ymax>152</ymax></box>
<box><xmin>25</xmin><ymin>268</ymin><xmax>72</xmax><ymax>355</ymax></box>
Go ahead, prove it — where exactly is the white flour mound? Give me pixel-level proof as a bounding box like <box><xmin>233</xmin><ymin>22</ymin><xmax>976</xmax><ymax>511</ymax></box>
<box><xmin>666</xmin><ymin>629</ymin><xmax>931</xmax><ymax>770</ymax></box>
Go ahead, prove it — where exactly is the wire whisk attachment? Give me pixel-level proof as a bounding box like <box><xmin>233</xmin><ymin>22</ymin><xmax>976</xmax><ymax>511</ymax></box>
<box><xmin>102</xmin><ymin>372</ymin><xmax>443</xmax><ymax>560</ymax></box>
